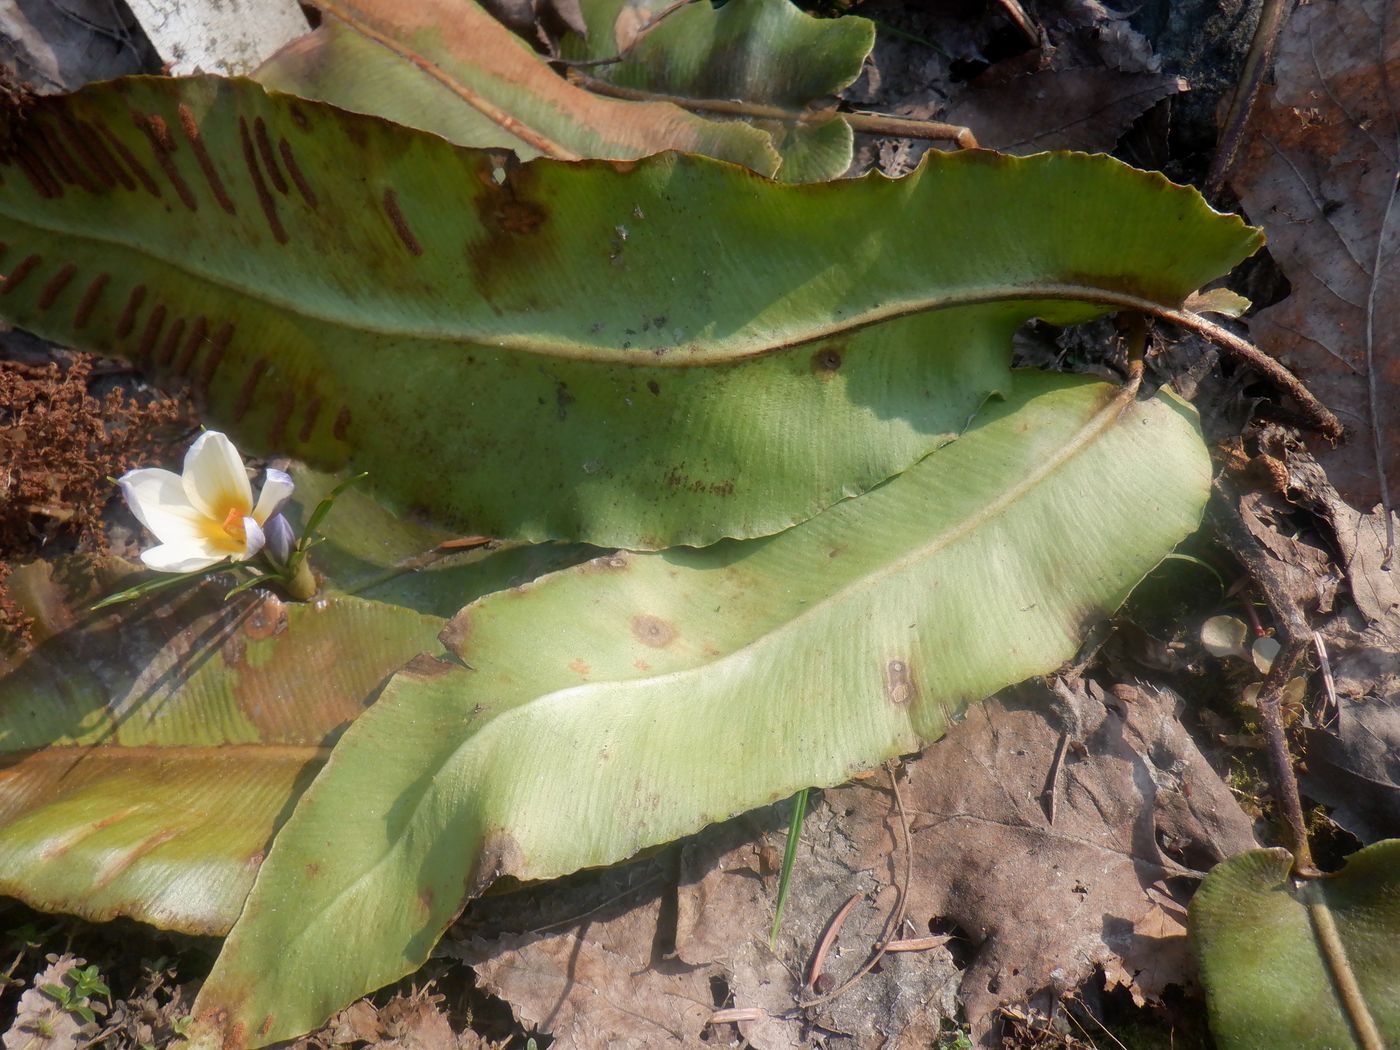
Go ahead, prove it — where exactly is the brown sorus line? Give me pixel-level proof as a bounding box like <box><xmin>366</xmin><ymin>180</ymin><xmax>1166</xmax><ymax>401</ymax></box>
<box><xmin>239</xmin><ymin>117</ymin><xmax>287</xmax><ymax>244</ymax></box>
<box><xmin>100</xmin><ymin>126</ymin><xmax>161</xmax><ymax>197</ymax></box>
<box><xmin>232</xmin><ymin>357</ymin><xmax>269</xmax><ymax>420</ymax></box>
<box><xmin>74</xmin><ymin>272</ymin><xmax>111</xmax><ymax>328</ymax></box>
<box><xmin>136</xmin><ymin>302</ymin><xmax>168</xmax><ymax>360</ymax></box>
<box><xmin>58</xmin><ymin>115</ymin><xmax>117</xmax><ymax>189</ymax></box>
<box><xmin>173</xmin><ymin>315</ymin><xmax>209</xmax><ymax>375</ymax></box>
<box><xmin>298</xmin><ymin>396</ymin><xmax>322</xmax><ymax>444</ymax></box>
<box><xmin>1</xmin><ymin>254</ymin><xmax>43</xmax><ymax>296</ymax></box>
<box><xmin>254</xmin><ymin>117</ymin><xmax>288</xmax><ymax>194</ymax></box>
<box><xmin>279</xmin><ymin>138</ymin><xmax>318</xmax><ymax>209</ymax></box>
<box><xmin>382</xmin><ymin>188</ymin><xmax>424</xmax><ymax>256</ymax></box>
<box><xmin>178</xmin><ymin>104</ymin><xmax>236</xmax><ymax>216</ymax></box>
<box><xmin>134</xmin><ymin>112</ymin><xmax>197</xmax><ymax>211</ymax></box>
<box><xmin>156</xmin><ymin>315</ymin><xmax>186</xmax><ymax>367</ymax></box>
<box><xmin>198</xmin><ymin>321</ymin><xmax>234</xmax><ymax>395</ymax></box>
<box><xmin>116</xmin><ymin>283</ymin><xmax>147</xmax><ymax>338</ymax></box>
<box><xmin>37</xmin><ymin>262</ymin><xmax>78</xmax><ymax>310</ymax></box>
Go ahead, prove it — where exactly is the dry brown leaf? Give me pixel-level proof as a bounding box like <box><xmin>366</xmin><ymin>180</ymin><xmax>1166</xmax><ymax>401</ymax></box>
<box><xmin>942</xmin><ymin>63</ymin><xmax>1185</xmax><ymax>155</ymax></box>
<box><xmin>2</xmin><ymin>955</ymin><xmax>93</xmax><ymax>1050</ymax></box>
<box><xmin>448</xmin><ymin>799</ymin><xmax>960</xmax><ymax>1049</ymax></box>
<box><xmin>845</xmin><ymin>681</ymin><xmax>1257</xmax><ymax>1038</ymax></box>
<box><xmin>847</xmin><ymin>0</ymin><xmax>1175</xmax><ymax>174</ymax></box>
<box><xmin>1231</xmin><ymin>0</ymin><xmax>1400</xmax><ymax>514</ymax></box>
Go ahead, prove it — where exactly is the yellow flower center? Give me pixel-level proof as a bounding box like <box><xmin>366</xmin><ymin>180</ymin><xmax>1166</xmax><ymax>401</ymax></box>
<box><xmin>222</xmin><ymin>507</ymin><xmax>247</xmax><ymax>543</ymax></box>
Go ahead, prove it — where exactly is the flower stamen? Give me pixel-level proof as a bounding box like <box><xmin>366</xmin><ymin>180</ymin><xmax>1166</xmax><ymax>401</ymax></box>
<box><xmin>221</xmin><ymin>507</ymin><xmax>247</xmax><ymax>542</ymax></box>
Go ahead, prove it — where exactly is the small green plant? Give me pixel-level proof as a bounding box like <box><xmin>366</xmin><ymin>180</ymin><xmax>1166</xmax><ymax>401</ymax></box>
<box><xmin>40</xmin><ymin>963</ymin><xmax>110</xmax><ymax>1025</ymax></box>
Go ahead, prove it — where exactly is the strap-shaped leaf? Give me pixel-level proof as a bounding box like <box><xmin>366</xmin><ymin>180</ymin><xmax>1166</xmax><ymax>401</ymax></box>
<box><xmin>0</xmin><ymin>77</ymin><xmax>1256</xmax><ymax>547</ymax></box>
<box><xmin>253</xmin><ymin>0</ymin><xmax>781</xmax><ymax>171</ymax></box>
<box><xmin>188</xmin><ymin>371</ymin><xmax>1212</xmax><ymax>1047</ymax></box>
<box><xmin>0</xmin><ymin>560</ymin><xmax>445</xmax><ymax>934</ymax></box>
<box><xmin>560</xmin><ymin>0</ymin><xmax>876</xmax><ymax>181</ymax></box>
<box><xmin>1191</xmin><ymin>843</ymin><xmax>1400</xmax><ymax>1049</ymax></box>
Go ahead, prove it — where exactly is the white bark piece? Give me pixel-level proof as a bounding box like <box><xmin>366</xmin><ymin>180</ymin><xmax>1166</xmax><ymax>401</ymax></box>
<box><xmin>124</xmin><ymin>0</ymin><xmax>309</xmax><ymax>75</ymax></box>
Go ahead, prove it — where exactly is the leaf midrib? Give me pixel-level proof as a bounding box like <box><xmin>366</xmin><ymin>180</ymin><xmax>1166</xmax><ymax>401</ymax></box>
<box><xmin>459</xmin><ymin>379</ymin><xmax>1140</xmax><ymax>746</ymax></box>
<box><xmin>0</xmin><ymin>203</ymin><xmax>1178</xmax><ymax>365</ymax></box>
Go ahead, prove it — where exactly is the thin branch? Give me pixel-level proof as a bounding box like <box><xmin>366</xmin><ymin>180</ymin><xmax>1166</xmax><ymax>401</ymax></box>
<box><xmin>1364</xmin><ymin>172</ymin><xmax>1398</xmax><ymax>568</ymax></box>
<box><xmin>1206</xmin><ymin>0</ymin><xmax>1295</xmax><ymax>198</ymax></box>
<box><xmin>1162</xmin><ymin>307</ymin><xmax>1343</xmax><ymax>440</ymax></box>
<box><xmin>1255</xmin><ymin>638</ymin><xmax>1315</xmax><ymax>872</ymax></box>
<box><xmin>797</xmin><ymin>766</ymin><xmax>912</xmax><ymax>1009</ymax></box>
<box><xmin>545</xmin><ymin>0</ymin><xmax>692</xmax><ymax>70</ymax></box>
<box><xmin>568</xmin><ymin>71</ymin><xmax>978</xmax><ymax>147</ymax></box>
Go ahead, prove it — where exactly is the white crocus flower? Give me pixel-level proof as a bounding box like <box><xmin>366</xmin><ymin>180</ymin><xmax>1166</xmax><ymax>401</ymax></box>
<box><xmin>118</xmin><ymin>431</ymin><xmax>294</xmax><ymax>573</ymax></box>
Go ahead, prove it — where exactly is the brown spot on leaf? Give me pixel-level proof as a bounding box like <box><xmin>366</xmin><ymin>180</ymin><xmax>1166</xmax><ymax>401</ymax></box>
<box><xmin>244</xmin><ymin>595</ymin><xmax>288</xmax><ymax>640</ymax></box>
<box><xmin>647</xmin><ymin>379</ymin><xmax>661</xmax><ymax>395</ymax></box>
<box><xmin>631</xmin><ymin>614</ymin><xmax>677</xmax><ymax>648</ymax></box>
<box><xmin>812</xmin><ymin>346</ymin><xmax>843</xmax><ymax>376</ymax></box>
<box><xmin>569</xmin><ymin>658</ymin><xmax>591</xmax><ymax>676</ymax></box>
<box><xmin>306</xmin><ymin>862</ymin><xmax>321</xmax><ymax>877</ymax></box>
<box><xmin>333</xmin><ymin>406</ymin><xmax>351</xmax><ymax>441</ymax></box>
<box><xmin>467</xmin><ymin>829</ymin><xmax>524</xmax><ymax>896</ymax></box>
<box><xmin>884</xmin><ymin>659</ymin><xmax>918</xmax><ymax>705</ymax></box>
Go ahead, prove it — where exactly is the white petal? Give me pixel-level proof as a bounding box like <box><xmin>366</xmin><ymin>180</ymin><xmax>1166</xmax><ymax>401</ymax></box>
<box><xmin>232</xmin><ymin>515</ymin><xmax>266</xmax><ymax>561</ymax></box>
<box><xmin>252</xmin><ymin>468</ymin><xmax>295</xmax><ymax>524</ymax></box>
<box><xmin>141</xmin><ymin>543</ymin><xmax>228</xmax><ymax>573</ymax></box>
<box><xmin>182</xmin><ymin>431</ymin><xmax>252</xmax><ymax>520</ymax></box>
<box><xmin>119</xmin><ymin>468</ymin><xmax>211</xmax><ymax>545</ymax></box>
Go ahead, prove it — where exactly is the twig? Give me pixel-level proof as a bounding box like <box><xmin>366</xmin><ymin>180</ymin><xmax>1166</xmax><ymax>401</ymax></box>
<box><xmin>1312</xmin><ymin>631</ymin><xmax>1337</xmax><ymax>728</ymax></box>
<box><xmin>1254</xmin><ymin>638</ymin><xmax>1316</xmax><ymax>873</ymax></box>
<box><xmin>804</xmin><ymin>892</ymin><xmax>859</xmax><ymax>991</ymax></box>
<box><xmin>568</xmin><ymin>71</ymin><xmax>978</xmax><ymax>147</ymax></box>
<box><xmin>798</xmin><ymin>766</ymin><xmax>912</xmax><ymax>1008</ymax></box>
<box><xmin>1205</xmin><ymin>0</ymin><xmax>1294</xmax><ymax>198</ymax></box>
<box><xmin>1363</xmin><ymin>166</ymin><xmax>1398</xmax><ymax>568</ymax></box>
<box><xmin>545</xmin><ymin>0</ymin><xmax>692</xmax><ymax>69</ymax></box>
<box><xmin>1160</xmin><ymin>307</ymin><xmax>1342</xmax><ymax>441</ymax></box>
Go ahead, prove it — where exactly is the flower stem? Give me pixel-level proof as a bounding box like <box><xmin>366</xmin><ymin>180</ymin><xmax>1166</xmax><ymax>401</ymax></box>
<box><xmin>283</xmin><ymin>556</ymin><xmax>318</xmax><ymax>601</ymax></box>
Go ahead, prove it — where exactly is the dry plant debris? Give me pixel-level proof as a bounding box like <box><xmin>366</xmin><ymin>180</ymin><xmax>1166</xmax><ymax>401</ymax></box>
<box><xmin>0</xmin><ymin>354</ymin><xmax>190</xmax><ymax>644</ymax></box>
<box><xmin>1231</xmin><ymin>0</ymin><xmax>1400</xmax><ymax>519</ymax></box>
